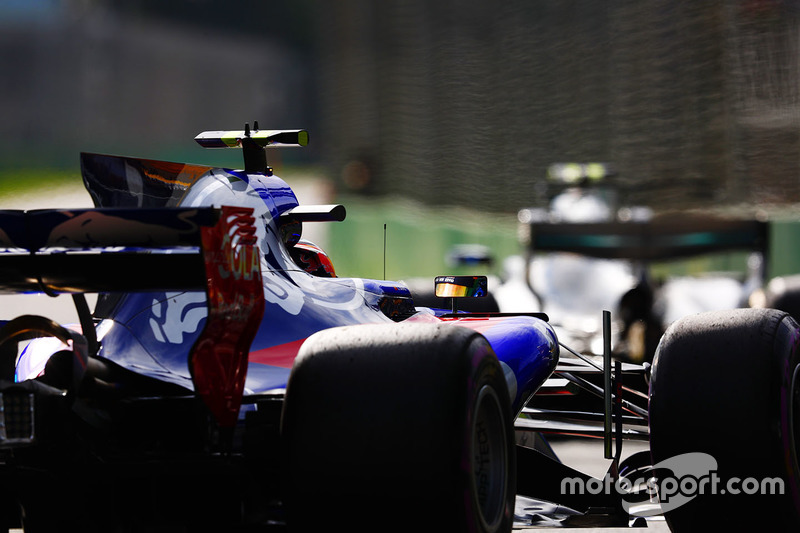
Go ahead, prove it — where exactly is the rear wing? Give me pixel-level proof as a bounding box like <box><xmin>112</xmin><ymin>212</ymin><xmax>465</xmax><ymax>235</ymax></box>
<box><xmin>0</xmin><ymin>205</ymin><xmax>265</xmax><ymax>427</ymax></box>
<box><xmin>523</xmin><ymin>215</ymin><xmax>769</xmax><ymax>261</ymax></box>
<box><xmin>0</xmin><ymin>207</ymin><xmax>253</xmax><ymax>295</ymax></box>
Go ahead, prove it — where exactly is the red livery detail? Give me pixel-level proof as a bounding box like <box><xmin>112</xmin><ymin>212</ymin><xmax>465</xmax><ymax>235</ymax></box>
<box><xmin>189</xmin><ymin>206</ymin><xmax>265</xmax><ymax>427</ymax></box>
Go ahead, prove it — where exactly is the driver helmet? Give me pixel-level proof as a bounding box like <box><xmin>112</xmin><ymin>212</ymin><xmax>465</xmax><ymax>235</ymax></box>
<box><xmin>290</xmin><ymin>239</ymin><xmax>336</xmax><ymax>277</ymax></box>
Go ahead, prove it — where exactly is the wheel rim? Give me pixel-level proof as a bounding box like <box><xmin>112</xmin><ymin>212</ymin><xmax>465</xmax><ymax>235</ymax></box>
<box><xmin>471</xmin><ymin>384</ymin><xmax>508</xmax><ymax>531</ymax></box>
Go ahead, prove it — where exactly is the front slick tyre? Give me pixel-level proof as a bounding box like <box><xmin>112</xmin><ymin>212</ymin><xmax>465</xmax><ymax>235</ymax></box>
<box><xmin>281</xmin><ymin>322</ymin><xmax>515</xmax><ymax>533</ymax></box>
<box><xmin>649</xmin><ymin>308</ymin><xmax>800</xmax><ymax>531</ymax></box>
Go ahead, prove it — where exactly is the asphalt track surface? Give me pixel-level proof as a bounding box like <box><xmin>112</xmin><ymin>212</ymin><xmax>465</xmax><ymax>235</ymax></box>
<box><xmin>518</xmin><ymin>438</ymin><xmax>671</xmax><ymax>532</ymax></box>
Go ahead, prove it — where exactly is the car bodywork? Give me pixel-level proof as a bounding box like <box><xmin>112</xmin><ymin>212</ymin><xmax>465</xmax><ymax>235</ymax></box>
<box><xmin>0</xmin><ymin>128</ymin><xmax>564</xmax><ymax>530</ymax></box>
<box><xmin>1</xmin><ymin>142</ymin><xmax>797</xmax><ymax>531</ymax></box>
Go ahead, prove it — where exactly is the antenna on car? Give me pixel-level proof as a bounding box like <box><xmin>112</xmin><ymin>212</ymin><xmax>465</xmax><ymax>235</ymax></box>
<box><xmin>383</xmin><ymin>223</ymin><xmax>387</xmax><ymax>280</ymax></box>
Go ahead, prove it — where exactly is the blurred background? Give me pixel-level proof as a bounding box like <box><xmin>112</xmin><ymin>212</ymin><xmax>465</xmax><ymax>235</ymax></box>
<box><xmin>2</xmin><ymin>0</ymin><xmax>800</xmax><ymax>280</ymax></box>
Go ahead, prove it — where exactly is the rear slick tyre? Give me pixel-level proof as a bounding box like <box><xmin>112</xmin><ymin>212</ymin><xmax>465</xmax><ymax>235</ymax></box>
<box><xmin>649</xmin><ymin>308</ymin><xmax>800</xmax><ymax>531</ymax></box>
<box><xmin>281</xmin><ymin>322</ymin><xmax>516</xmax><ymax>533</ymax></box>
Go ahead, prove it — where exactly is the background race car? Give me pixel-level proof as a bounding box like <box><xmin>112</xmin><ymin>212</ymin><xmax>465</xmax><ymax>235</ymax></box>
<box><xmin>449</xmin><ymin>163</ymin><xmax>800</xmax><ymax>363</ymax></box>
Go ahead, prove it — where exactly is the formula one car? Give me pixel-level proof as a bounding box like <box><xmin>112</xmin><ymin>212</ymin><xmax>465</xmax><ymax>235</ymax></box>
<box><xmin>490</xmin><ymin>163</ymin><xmax>800</xmax><ymax>363</ymax></box>
<box><xmin>0</xmin><ymin>134</ymin><xmax>798</xmax><ymax>532</ymax></box>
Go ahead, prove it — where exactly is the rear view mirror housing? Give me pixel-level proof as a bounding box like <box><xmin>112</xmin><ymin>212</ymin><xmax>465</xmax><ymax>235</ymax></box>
<box><xmin>434</xmin><ymin>276</ymin><xmax>487</xmax><ymax>313</ymax></box>
<box><xmin>434</xmin><ymin>276</ymin><xmax>488</xmax><ymax>298</ymax></box>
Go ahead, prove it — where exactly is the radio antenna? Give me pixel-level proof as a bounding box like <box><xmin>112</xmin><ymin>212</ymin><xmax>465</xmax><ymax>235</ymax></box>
<box><xmin>383</xmin><ymin>223</ymin><xmax>387</xmax><ymax>280</ymax></box>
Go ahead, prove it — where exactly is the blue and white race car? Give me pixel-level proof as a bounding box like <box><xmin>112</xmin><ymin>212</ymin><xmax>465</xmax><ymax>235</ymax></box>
<box><xmin>0</xmin><ymin>134</ymin><xmax>797</xmax><ymax>532</ymax></box>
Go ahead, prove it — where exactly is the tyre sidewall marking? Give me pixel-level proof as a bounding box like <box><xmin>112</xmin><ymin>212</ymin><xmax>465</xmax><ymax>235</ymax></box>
<box><xmin>462</xmin><ymin>337</ymin><xmax>511</xmax><ymax>533</ymax></box>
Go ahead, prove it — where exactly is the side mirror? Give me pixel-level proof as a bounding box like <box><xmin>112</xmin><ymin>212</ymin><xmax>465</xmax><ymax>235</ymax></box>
<box><xmin>434</xmin><ymin>275</ymin><xmax>487</xmax><ymax>313</ymax></box>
